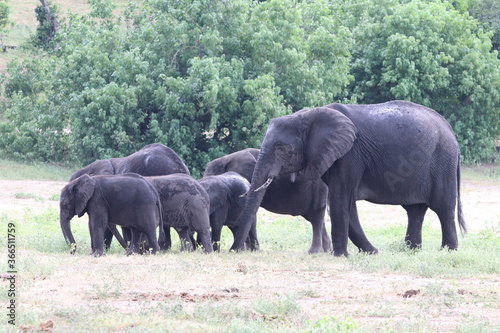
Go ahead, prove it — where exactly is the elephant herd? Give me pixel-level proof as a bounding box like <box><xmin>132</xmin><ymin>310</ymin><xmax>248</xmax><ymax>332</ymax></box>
<box><xmin>60</xmin><ymin>100</ymin><xmax>467</xmax><ymax>257</ymax></box>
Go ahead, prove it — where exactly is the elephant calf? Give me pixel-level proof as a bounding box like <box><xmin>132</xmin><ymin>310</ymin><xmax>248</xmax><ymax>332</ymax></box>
<box><xmin>60</xmin><ymin>173</ymin><xmax>163</xmax><ymax>256</ymax></box>
<box><xmin>146</xmin><ymin>174</ymin><xmax>213</xmax><ymax>253</ymax></box>
<box><xmin>199</xmin><ymin>172</ymin><xmax>253</xmax><ymax>251</ymax></box>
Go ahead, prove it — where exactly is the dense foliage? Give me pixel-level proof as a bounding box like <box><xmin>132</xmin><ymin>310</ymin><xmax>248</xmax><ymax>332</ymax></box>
<box><xmin>1</xmin><ymin>0</ymin><xmax>499</xmax><ymax>175</ymax></box>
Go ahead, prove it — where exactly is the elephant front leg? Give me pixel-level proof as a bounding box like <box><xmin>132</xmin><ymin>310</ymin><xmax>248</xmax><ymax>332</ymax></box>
<box><xmin>329</xmin><ymin>193</ymin><xmax>351</xmax><ymax>257</ymax></box>
<box><xmin>88</xmin><ymin>216</ymin><xmax>106</xmax><ymax>257</ymax></box>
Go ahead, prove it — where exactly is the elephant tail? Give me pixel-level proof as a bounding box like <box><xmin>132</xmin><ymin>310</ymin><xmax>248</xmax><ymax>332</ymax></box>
<box><xmin>156</xmin><ymin>199</ymin><xmax>166</xmax><ymax>249</ymax></box>
<box><xmin>457</xmin><ymin>154</ymin><xmax>467</xmax><ymax>235</ymax></box>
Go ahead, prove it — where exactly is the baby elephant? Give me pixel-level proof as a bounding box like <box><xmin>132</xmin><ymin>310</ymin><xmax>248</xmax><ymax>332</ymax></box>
<box><xmin>146</xmin><ymin>174</ymin><xmax>213</xmax><ymax>253</ymax></box>
<box><xmin>60</xmin><ymin>173</ymin><xmax>163</xmax><ymax>256</ymax></box>
<box><xmin>199</xmin><ymin>172</ymin><xmax>254</xmax><ymax>251</ymax></box>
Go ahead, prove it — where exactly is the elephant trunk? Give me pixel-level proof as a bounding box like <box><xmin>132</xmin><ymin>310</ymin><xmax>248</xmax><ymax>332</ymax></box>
<box><xmin>230</xmin><ymin>152</ymin><xmax>281</xmax><ymax>251</ymax></box>
<box><xmin>60</xmin><ymin>213</ymin><xmax>77</xmax><ymax>254</ymax></box>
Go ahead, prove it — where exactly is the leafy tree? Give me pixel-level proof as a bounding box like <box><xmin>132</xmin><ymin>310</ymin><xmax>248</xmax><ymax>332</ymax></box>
<box><xmin>349</xmin><ymin>0</ymin><xmax>500</xmax><ymax>162</ymax></box>
<box><xmin>1</xmin><ymin>0</ymin><xmax>353</xmax><ymax>175</ymax></box>
<box><xmin>0</xmin><ymin>0</ymin><xmax>10</xmax><ymax>32</ymax></box>
<box><xmin>33</xmin><ymin>0</ymin><xmax>59</xmax><ymax>49</ymax></box>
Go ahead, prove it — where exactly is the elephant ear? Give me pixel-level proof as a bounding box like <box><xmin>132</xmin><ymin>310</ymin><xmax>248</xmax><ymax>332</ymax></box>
<box><xmin>74</xmin><ymin>175</ymin><xmax>96</xmax><ymax>217</ymax></box>
<box><xmin>299</xmin><ymin>106</ymin><xmax>357</xmax><ymax>180</ymax></box>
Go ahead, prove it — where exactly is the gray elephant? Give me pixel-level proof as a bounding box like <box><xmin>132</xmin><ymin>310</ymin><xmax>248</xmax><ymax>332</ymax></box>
<box><xmin>204</xmin><ymin>148</ymin><xmax>331</xmax><ymax>253</ymax></box>
<box><xmin>231</xmin><ymin>100</ymin><xmax>466</xmax><ymax>256</ymax></box>
<box><xmin>60</xmin><ymin>173</ymin><xmax>163</xmax><ymax>256</ymax></box>
<box><xmin>68</xmin><ymin>143</ymin><xmax>190</xmax><ymax>250</ymax></box>
<box><xmin>70</xmin><ymin>143</ymin><xmax>190</xmax><ymax>181</ymax></box>
<box><xmin>146</xmin><ymin>174</ymin><xmax>213</xmax><ymax>253</ymax></box>
<box><xmin>198</xmin><ymin>172</ymin><xmax>252</xmax><ymax>251</ymax></box>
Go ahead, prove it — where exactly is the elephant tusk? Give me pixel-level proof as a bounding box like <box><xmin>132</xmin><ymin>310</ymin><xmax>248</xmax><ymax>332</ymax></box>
<box><xmin>239</xmin><ymin>191</ymin><xmax>248</xmax><ymax>198</ymax></box>
<box><xmin>254</xmin><ymin>177</ymin><xmax>273</xmax><ymax>192</ymax></box>
<box><xmin>290</xmin><ymin>172</ymin><xmax>297</xmax><ymax>183</ymax></box>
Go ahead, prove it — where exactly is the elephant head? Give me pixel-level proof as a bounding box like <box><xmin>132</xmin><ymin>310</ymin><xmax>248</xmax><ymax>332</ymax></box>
<box><xmin>231</xmin><ymin>106</ymin><xmax>357</xmax><ymax>251</ymax></box>
<box><xmin>204</xmin><ymin>148</ymin><xmax>259</xmax><ymax>183</ymax></box>
<box><xmin>249</xmin><ymin>107</ymin><xmax>357</xmax><ymax>193</ymax></box>
<box><xmin>60</xmin><ymin>174</ymin><xmax>96</xmax><ymax>254</ymax></box>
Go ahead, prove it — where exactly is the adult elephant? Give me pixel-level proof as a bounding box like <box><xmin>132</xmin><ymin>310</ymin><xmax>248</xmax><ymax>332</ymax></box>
<box><xmin>68</xmin><ymin>143</ymin><xmax>190</xmax><ymax>250</ymax></box>
<box><xmin>147</xmin><ymin>174</ymin><xmax>213</xmax><ymax>253</ymax></box>
<box><xmin>231</xmin><ymin>100</ymin><xmax>466</xmax><ymax>256</ymax></box>
<box><xmin>198</xmin><ymin>172</ymin><xmax>252</xmax><ymax>252</ymax></box>
<box><xmin>60</xmin><ymin>173</ymin><xmax>163</xmax><ymax>256</ymax></box>
<box><xmin>204</xmin><ymin>148</ymin><xmax>331</xmax><ymax>253</ymax></box>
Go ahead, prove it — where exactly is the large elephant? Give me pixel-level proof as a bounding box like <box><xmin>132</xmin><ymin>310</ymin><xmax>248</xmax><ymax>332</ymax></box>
<box><xmin>204</xmin><ymin>148</ymin><xmax>331</xmax><ymax>253</ymax></box>
<box><xmin>146</xmin><ymin>174</ymin><xmax>213</xmax><ymax>253</ymax></box>
<box><xmin>231</xmin><ymin>100</ymin><xmax>466</xmax><ymax>256</ymax></box>
<box><xmin>68</xmin><ymin>143</ymin><xmax>190</xmax><ymax>250</ymax></box>
<box><xmin>198</xmin><ymin>172</ymin><xmax>252</xmax><ymax>251</ymax></box>
<box><xmin>60</xmin><ymin>173</ymin><xmax>163</xmax><ymax>256</ymax></box>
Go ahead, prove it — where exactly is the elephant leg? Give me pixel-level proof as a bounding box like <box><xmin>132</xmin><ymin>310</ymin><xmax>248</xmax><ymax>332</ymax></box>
<box><xmin>211</xmin><ymin>223</ymin><xmax>223</xmax><ymax>252</ymax></box>
<box><xmin>303</xmin><ymin>211</ymin><xmax>329</xmax><ymax>254</ymax></box>
<box><xmin>142</xmin><ymin>230</ymin><xmax>160</xmax><ymax>255</ymax></box>
<box><xmin>433</xmin><ymin>206</ymin><xmax>459</xmax><ymax>250</ymax></box>
<box><xmin>126</xmin><ymin>229</ymin><xmax>142</xmax><ymax>255</ymax></box>
<box><xmin>104</xmin><ymin>227</ymin><xmax>113</xmax><ymax>250</ymax></box>
<box><xmin>89</xmin><ymin>217</ymin><xmax>106</xmax><ymax>257</ymax></box>
<box><xmin>209</xmin><ymin>208</ymin><xmax>227</xmax><ymax>252</ymax></box>
<box><xmin>176</xmin><ymin>227</ymin><xmax>194</xmax><ymax>252</ymax></box>
<box><xmin>107</xmin><ymin>224</ymin><xmax>128</xmax><ymax>250</ymax></box>
<box><xmin>403</xmin><ymin>204</ymin><xmax>428</xmax><ymax>249</ymax></box>
<box><xmin>121</xmin><ymin>227</ymin><xmax>132</xmax><ymax>248</ymax></box>
<box><xmin>321</xmin><ymin>224</ymin><xmax>332</xmax><ymax>252</ymax></box>
<box><xmin>348</xmin><ymin>202</ymin><xmax>378</xmax><ymax>254</ymax></box>
<box><xmin>160</xmin><ymin>227</ymin><xmax>172</xmax><ymax>251</ymax></box>
<box><xmin>197</xmin><ymin>228</ymin><xmax>213</xmax><ymax>253</ymax></box>
<box><xmin>248</xmin><ymin>215</ymin><xmax>259</xmax><ymax>251</ymax></box>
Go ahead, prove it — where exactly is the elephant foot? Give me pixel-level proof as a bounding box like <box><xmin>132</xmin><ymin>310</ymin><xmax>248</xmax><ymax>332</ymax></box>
<box><xmin>90</xmin><ymin>250</ymin><xmax>104</xmax><ymax>257</ymax></box>
<box><xmin>70</xmin><ymin>243</ymin><xmax>77</xmax><ymax>255</ymax></box>
<box><xmin>308</xmin><ymin>246</ymin><xmax>326</xmax><ymax>254</ymax></box>
<box><xmin>332</xmin><ymin>249</ymin><xmax>349</xmax><ymax>257</ymax></box>
<box><xmin>359</xmin><ymin>246</ymin><xmax>379</xmax><ymax>255</ymax></box>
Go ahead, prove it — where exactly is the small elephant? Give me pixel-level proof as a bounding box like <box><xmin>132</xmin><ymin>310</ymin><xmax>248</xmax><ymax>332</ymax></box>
<box><xmin>60</xmin><ymin>173</ymin><xmax>163</xmax><ymax>256</ymax></box>
<box><xmin>231</xmin><ymin>100</ymin><xmax>466</xmax><ymax>256</ymax></box>
<box><xmin>204</xmin><ymin>148</ymin><xmax>331</xmax><ymax>253</ymax></box>
<box><xmin>68</xmin><ymin>143</ymin><xmax>190</xmax><ymax>250</ymax></box>
<box><xmin>146</xmin><ymin>174</ymin><xmax>213</xmax><ymax>253</ymax></box>
<box><xmin>199</xmin><ymin>172</ymin><xmax>252</xmax><ymax>251</ymax></box>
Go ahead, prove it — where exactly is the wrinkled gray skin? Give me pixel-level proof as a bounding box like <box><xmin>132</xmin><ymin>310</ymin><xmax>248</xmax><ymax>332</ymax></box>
<box><xmin>146</xmin><ymin>174</ymin><xmax>213</xmax><ymax>254</ymax></box>
<box><xmin>204</xmin><ymin>148</ymin><xmax>331</xmax><ymax>253</ymax></box>
<box><xmin>60</xmin><ymin>173</ymin><xmax>163</xmax><ymax>257</ymax></box>
<box><xmin>231</xmin><ymin>101</ymin><xmax>466</xmax><ymax>256</ymax></box>
<box><xmin>68</xmin><ymin>143</ymin><xmax>190</xmax><ymax>250</ymax></box>
<box><xmin>199</xmin><ymin>172</ymin><xmax>251</xmax><ymax>252</ymax></box>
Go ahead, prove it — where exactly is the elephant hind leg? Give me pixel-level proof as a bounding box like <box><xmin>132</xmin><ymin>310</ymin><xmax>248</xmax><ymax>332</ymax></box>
<box><xmin>403</xmin><ymin>204</ymin><xmax>428</xmax><ymax>250</ymax></box>
<box><xmin>348</xmin><ymin>202</ymin><xmax>378</xmax><ymax>254</ymax></box>
<box><xmin>433</xmin><ymin>206</ymin><xmax>459</xmax><ymax>250</ymax></box>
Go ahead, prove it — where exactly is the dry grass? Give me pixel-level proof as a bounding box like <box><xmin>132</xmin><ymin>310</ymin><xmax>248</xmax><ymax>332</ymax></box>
<box><xmin>0</xmin><ymin>163</ymin><xmax>499</xmax><ymax>332</ymax></box>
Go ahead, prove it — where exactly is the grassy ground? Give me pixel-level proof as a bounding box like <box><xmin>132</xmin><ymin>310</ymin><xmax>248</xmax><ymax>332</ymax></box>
<box><xmin>0</xmin><ymin>160</ymin><xmax>499</xmax><ymax>332</ymax></box>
